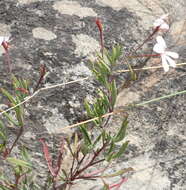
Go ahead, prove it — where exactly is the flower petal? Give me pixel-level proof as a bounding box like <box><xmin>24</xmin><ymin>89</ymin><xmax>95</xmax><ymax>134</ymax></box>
<box><xmin>153</xmin><ymin>43</ymin><xmax>165</xmax><ymax>53</ymax></box>
<box><xmin>161</xmin><ymin>55</ymin><xmax>169</xmax><ymax>72</ymax></box>
<box><xmin>0</xmin><ymin>37</ymin><xmax>4</xmax><ymax>44</ymax></box>
<box><xmin>165</xmin><ymin>51</ymin><xmax>179</xmax><ymax>59</ymax></box>
<box><xmin>156</xmin><ymin>36</ymin><xmax>167</xmax><ymax>49</ymax></box>
<box><xmin>160</xmin><ymin>23</ymin><xmax>169</xmax><ymax>30</ymax></box>
<box><xmin>0</xmin><ymin>36</ymin><xmax>10</xmax><ymax>45</ymax></box>
<box><xmin>165</xmin><ymin>55</ymin><xmax>176</xmax><ymax>67</ymax></box>
<box><xmin>153</xmin><ymin>18</ymin><xmax>164</xmax><ymax>27</ymax></box>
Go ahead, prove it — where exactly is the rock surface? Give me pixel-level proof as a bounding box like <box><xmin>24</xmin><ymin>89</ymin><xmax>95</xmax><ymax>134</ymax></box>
<box><xmin>0</xmin><ymin>0</ymin><xmax>185</xmax><ymax>189</ymax></box>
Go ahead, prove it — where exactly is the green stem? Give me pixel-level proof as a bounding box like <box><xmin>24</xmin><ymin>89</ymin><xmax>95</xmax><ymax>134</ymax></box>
<box><xmin>134</xmin><ymin>90</ymin><xmax>186</xmax><ymax>107</ymax></box>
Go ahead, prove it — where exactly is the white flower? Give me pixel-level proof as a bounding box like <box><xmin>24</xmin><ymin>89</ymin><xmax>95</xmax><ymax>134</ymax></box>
<box><xmin>153</xmin><ymin>14</ymin><xmax>169</xmax><ymax>30</ymax></box>
<box><xmin>153</xmin><ymin>36</ymin><xmax>179</xmax><ymax>72</ymax></box>
<box><xmin>0</xmin><ymin>36</ymin><xmax>10</xmax><ymax>45</ymax></box>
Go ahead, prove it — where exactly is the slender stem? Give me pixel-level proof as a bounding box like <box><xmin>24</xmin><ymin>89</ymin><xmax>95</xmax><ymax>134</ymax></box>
<box><xmin>71</xmin><ymin>154</ymin><xmax>86</xmax><ymax>179</ymax></box>
<box><xmin>100</xmin><ymin>30</ymin><xmax>104</xmax><ymax>57</ymax></box>
<box><xmin>33</xmin><ymin>65</ymin><xmax>46</xmax><ymax>93</ymax></box>
<box><xmin>132</xmin><ymin>27</ymin><xmax>159</xmax><ymax>54</ymax></box>
<box><xmin>6</xmin><ymin>126</ymin><xmax>24</xmax><ymax>157</ymax></box>
<box><xmin>70</xmin><ymin>155</ymin><xmax>76</xmax><ymax>179</ymax></box>
<box><xmin>91</xmin><ymin>158</ymin><xmax>105</xmax><ymax>166</ymax></box>
<box><xmin>71</xmin><ymin>142</ymin><xmax>107</xmax><ymax>180</ymax></box>
<box><xmin>134</xmin><ymin>90</ymin><xmax>186</xmax><ymax>107</ymax></box>
<box><xmin>127</xmin><ymin>53</ymin><xmax>160</xmax><ymax>58</ymax></box>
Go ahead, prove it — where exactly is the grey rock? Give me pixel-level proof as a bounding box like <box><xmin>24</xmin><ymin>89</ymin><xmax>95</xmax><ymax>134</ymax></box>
<box><xmin>0</xmin><ymin>0</ymin><xmax>185</xmax><ymax>189</ymax></box>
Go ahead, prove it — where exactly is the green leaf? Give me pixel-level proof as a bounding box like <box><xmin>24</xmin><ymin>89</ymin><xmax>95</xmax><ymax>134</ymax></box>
<box><xmin>0</xmin><ymin>120</ymin><xmax>5</xmax><ymax>129</ymax></box>
<box><xmin>110</xmin><ymin>80</ymin><xmax>117</xmax><ymax>107</ymax></box>
<box><xmin>106</xmin><ymin>140</ymin><xmax>115</xmax><ymax>155</ymax></box>
<box><xmin>80</xmin><ymin>143</ymin><xmax>90</xmax><ymax>155</ymax></box>
<box><xmin>106</xmin><ymin>152</ymin><xmax>114</xmax><ymax>162</ymax></box>
<box><xmin>102</xmin><ymin>167</ymin><xmax>133</xmax><ymax>178</ymax></box>
<box><xmin>0</xmin><ymin>131</ymin><xmax>6</xmax><ymax>142</ymax></box>
<box><xmin>112</xmin><ymin>141</ymin><xmax>129</xmax><ymax>159</ymax></box>
<box><xmin>61</xmin><ymin>169</ymin><xmax>68</xmax><ymax>179</ymax></box>
<box><xmin>93</xmin><ymin>133</ymin><xmax>102</xmax><ymax>146</ymax></box>
<box><xmin>113</xmin><ymin>118</ymin><xmax>128</xmax><ymax>143</ymax></box>
<box><xmin>14</xmin><ymin>97</ymin><xmax>24</xmax><ymax>127</ymax></box>
<box><xmin>0</xmin><ymin>144</ymin><xmax>5</xmax><ymax>151</ymax></box>
<box><xmin>7</xmin><ymin>157</ymin><xmax>32</xmax><ymax>169</ymax></box>
<box><xmin>84</xmin><ymin>100</ymin><xmax>93</xmax><ymax>117</ymax></box>
<box><xmin>92</xmin><ymin>69</ymin><xmax>107</xmax><ymax>86</ymax></box>
<box><xmin>80</xmin><ymin>125</ymin><xmax>92</xmax><ymax>145</ymax></box>
<box><xmin>102</xmin><ymin>94</ymin><xmax>110</xmax><ymax>108</ymax></box>
<box><xmin>1</xmin><ymin>88</ymin><xmax>16</xmax><ymax>105</ymax></box>
<box><xmin>99</xmin><ymin>60</ymin><xmax>111</xmax><ymax>74</ymax></box>
<box><xmin>12</xmin><ymin>75</ymin><xmax>20</xmax><ymax>89</ymax></box>
<box><xmin>21</xmin><ymin>147</ymin><xmax>31</xmax><ymax>162</ymax></box>
<box><xmin>127</xmin><ymin>63</ymin><xmax>137</xmax><ymax>81</ymax></box>
<box><xmin>0</xmin><ymin>120</ymin><xmax>7</xmax><ymax>142</ymax></box>
<box><xmin>3</xmin><ymin>112</ymin><xmax>19</xmax><ymax>126</ymax></box>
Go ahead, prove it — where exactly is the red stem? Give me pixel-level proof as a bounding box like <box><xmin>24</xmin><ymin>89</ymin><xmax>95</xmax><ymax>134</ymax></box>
<box><xmin>4</xmin><ymin>126</ymin><xmax>24</xmax><ymax>158</ymax></box>
<box><xmin>71</xmin><ymin>142</ymin><xmax>107</xmax><ymax>180</ymax></box>
<box><xmin>127</xmin><ymin>53</ymin><xmax>160</xmax><ymax>58</ymax></box>
<box><xmin>132</xmin><ymin>26</ymin><xmax>159</xmax><ymax>54</ymax></box>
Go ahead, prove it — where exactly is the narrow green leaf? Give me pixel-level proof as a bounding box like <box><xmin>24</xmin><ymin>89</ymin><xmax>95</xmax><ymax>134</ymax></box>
<box><xmin>3</xmin><ymin>112</ymin><xmax>19</xmax><ymax>126</ymax></box>
<box><xmin>1</xmin><ymin>88</ymin><xmax>16</xmax><ymax>104</ymax></box>
<box><xmin>127</xmin><ymin>63</ymin><xmax>137</xmax><ymax>81</ymax></box>
<box><xmin>115</xmin><ymin>45</ymin><xmax>122</xmax><ymax>58</ymax></box>
<box><xmin>80</xmin><ymin>125</ymin><xmax>92</xmax><ymax>145</ymax></box>
<box><xmin>106</xmin><ymin>152</ymin><xmax>114</xmax><ymax>162</ymax></box>
<box><xmin>74</xmin><ymin>133</ymin><xmax>79</xmax><ymax>151</ymax></box>
<box><xmin>102</xmin><ymin>167</ymin><xmax>133</xmax><ymax>178</ymax></box>
<box><xmin>112</xmin><ymin>46</ymin><xmax>117</xmax><ymax>61</ymax></box>
<box><xmin>111</xmin><ymin>80</ymin><xmax>117</xmax><ymax>107</ymax></box>
<box><xmin>84</xmin><ymin>100</ymin><xmax>94</xmax><ymax>117</ymax></box>
<box><xmin>0</xmin><ymin>131</ymin><xmax>6</xmax><ymax>141</ymax></box>
<box><xmin>14</xmin><ymin>97</ymin><xmax>24</xmax><ymax>127</ymax></box>
<box><xmin>112</xmin><ymin>141</ymin><xmax>129</xmax><ymax>159</ymax></box>
<box><xmin>102</xmin><ymin>94</ymin><xmax>110</xmax><ymax>110</ymax></box>
<box><xmin>7</xmin><ymin>157</ymin><xmax>32</xmax><ymax>169</ymax></box>
<box><xmin>99</xmin><ymin>60</ymin><xmax>111</xmax><ymax>74</ymax></box>
<box><xmin>21</xmin><ymin>147</ymin><xmax>31</xmax><ymax>162</ymax></box>
<box><xmin>113</xmin><ymin>118</ymin><xmax>128</xmax><ymax>143</ymax></box>
<box><xmin>80</xmin><ymin>143</ymin><xmax>89</xmax><ymax>155</ymax></box>
<box><xmin>0</xmin><ymin>120</ymin><xmax>5</xmax><ymax>129</ymax></box>
<box><xmin>93</xmin><ymin>133</ymin><xmax>102</xmax><ymax>146</ymax></box>
<box><xmin>12</xmin><ymin>75</ymin><xmax>20</xmax><ymax>89</ymax></box>
<box><xmin>106</xmin><ymin>140</ymin><xmax>115</xmax><ymax>155</ymax></box>
<box><xmin>61</xmin><ymin>169</ymin><xmax>68</xmax><ymax>179</ymax></box>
